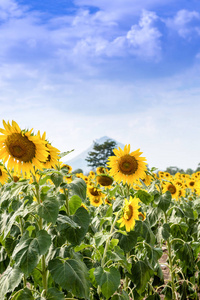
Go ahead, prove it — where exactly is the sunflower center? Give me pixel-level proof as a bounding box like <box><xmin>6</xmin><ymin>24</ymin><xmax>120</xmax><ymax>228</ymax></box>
<box><xmin>124</xmin><ymin>205</ymin><xmax>133</xmax><ymax>221</ymax></box>
<box><xmin>118</xmin><ymin>155</ymin><xmax>138</xmax><ymax>175</ymax></box>
<box><xmin>97</xmin><ymin>175</ymin><xmax>113</xmax><ymax>186</ymax></box>
<box><xmin>189</xmin><ymin>181</ymin><xmax>195</xmax><ymax>187</ymax></box>
<box><xmin>89</xmin><ymin>187</ymin><xmax>100</xmax><ymax>196</ymax></box>
<box><xmin>93</xmin><ymin>197</ymin><xmax>100</xmax><ymax>203</ymax></box>
<box><xmin>168</xmin><ymin>184</ymin><xmax>176</xmax><ymax>194</ymax></box>
<box><xmin>5</xmin><ymin>133</ymin><xmax>36</xmax><ymax>162</ymax></box>
<box><xmin>0</xmin><ymin>169</ymin><xmax>2</xmax><ymax>176</ymax></box>
<box><xmin>13</xmin><ymin>175</ymin><xmax>19</xmax><ymax>182</ymax></box>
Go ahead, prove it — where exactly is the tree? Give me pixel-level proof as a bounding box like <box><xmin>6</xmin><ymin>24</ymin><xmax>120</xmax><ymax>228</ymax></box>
<box><xmin>85</xmin><ymin>139</ymin><xmax>117</xmax><ymax>169</ymax></box>
<box><xmin>164</xmin><ymin>166</ymin><xmax>185</xmax><ymax>175</ymax></box>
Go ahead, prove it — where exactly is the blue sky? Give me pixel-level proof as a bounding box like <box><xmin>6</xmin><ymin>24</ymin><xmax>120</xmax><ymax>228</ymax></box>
<box><xmin>0</xmin><ymin>0</ymin><xmax>200</xmax><ymax>171</ymax></box>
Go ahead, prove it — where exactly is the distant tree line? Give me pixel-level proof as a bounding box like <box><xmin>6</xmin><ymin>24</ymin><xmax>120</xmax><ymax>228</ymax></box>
<box><xmin>163</xmin><ymin>163</ymin><xmax>200</xmax><ymax>175</ymax></box>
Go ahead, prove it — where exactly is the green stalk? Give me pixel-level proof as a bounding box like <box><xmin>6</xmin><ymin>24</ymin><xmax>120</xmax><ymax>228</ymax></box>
<box><xmin>97</xmin><ymin>211</ymin><xmax>120</xmax><ymax>297</ymax></box>
<box><xmin>19</xmin><ymin>217</ymin><xmax>27</xmax><ymax>288</ymax></box>
<box><xmin>63</xmin><ymin>187</ymin><xmax>70</xmax><ymax>215</ymax></box>
<box><xmin>33</xmin><ymin>175</ymin><xmax>48</xmax><ymax>295</ymax></box>
<box><xmin>101</xmin><ymin>211</ymin><xmax>120</xmax><ymax>267</ymax></box>
<box><xmin>164</xmin><ymin>212</ymin><xmax>176</xmax><ymax>300</ymax></box>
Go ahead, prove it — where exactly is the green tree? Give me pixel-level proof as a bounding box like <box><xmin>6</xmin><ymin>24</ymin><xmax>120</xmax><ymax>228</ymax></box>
<box><xmin>85</xmin><ymin>139</ymin><xmax>117</xmax><ymax>169</ymax></box>
<box><xmin>164</xmin><ymin>166</ymin><xmax>185</xmax><ymax>175</ymax></box>
<box><xmin>195</xmin><ymin>163</ymin><xmax>200</xmax><ymax>172</ymax></box>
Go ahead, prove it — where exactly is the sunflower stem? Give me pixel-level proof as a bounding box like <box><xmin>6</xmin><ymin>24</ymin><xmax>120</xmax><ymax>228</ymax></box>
<box><xmin>63</xmin><ymin>187</ymin><xmax>70</xmax><ymax>215</ymax></box>
<box><xmin>97</xmin><ymin>211</ymin><xmax>120</xmax><ymax>297</ymax></box>
<box><xmin>19</xmin><ymin>216</ymin><xmax>27</xmax><ymax>288</ymax></box>
<box><xmin>101</xmin><ymin>210</ymin><xmax>120</xmax><ymax>267</ymax></box>
<box><xmin>164</xmin><ymin>212</ymin><xmax>177</xmax><ymax>300</ymax></box>
<box><xmin>33</xmin><ymin>173</ymin><xmax>48</xmax><ymax>295</ymax></box>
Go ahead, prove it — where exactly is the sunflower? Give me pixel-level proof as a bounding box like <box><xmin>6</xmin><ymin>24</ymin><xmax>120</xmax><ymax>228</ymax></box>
<box><xmin>107</xmin><ymin>144</ymin><xmax>147</xmax><ymax>185</ymax></box>
<box><xmin>61</xmin><ymin>163</ymin><xmax>72</xmax><ymax>173</ymax></box>
<box><xmin>37</xmin><ymin>131</ymin><xmax>60</xmax><ymax>169</ymax></box>
<box><xmin>96</xmin><ymin>174</ymin><xmax>114</xmax><ymax>187</ymax></box>
<box><xmin>140</xmin><ymin>173</ymin><xmax>153</xmax><ymax>186</ymax></box>
<box><xmin>186</xmin><ymin>178</ymin><xmax>196</xmax><ymax>191</ymax></box>
<box><xmin>0</xmin><ymin>165</ymin><xmax>9</xmax><ymax>184</ymax></box>
<box><xmin>90</xmin><ymin>195</ymin><xmax>103</xmax><ymax>207</ymax></box>
<box><xmin>96</xmin><ymin>166</ymin><xmax>108</xmax><ymax>174</ymax></box>
<box><xmin>118</xmin><ymin>196</ymin><xmax>140</xmax><ymax>232</ymax></box>
<box><xmin>163</xmin><ymin>181</ymin><xmax>180</xmax><ymax>200</ymax></box>
<box><xmin>0</xmin><ymin>120</ymin><xmax>49</xmax><ymax>174</ymax></box>
<box><xmin>87</xmin><ymin>184</ymin><xmax>103</xmax><ymax>199</ymax></box>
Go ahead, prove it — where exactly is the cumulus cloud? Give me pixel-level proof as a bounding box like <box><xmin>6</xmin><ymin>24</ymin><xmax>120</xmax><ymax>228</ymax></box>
<box><xmin>126</xmin><ymin>10</ymin><xmax>162</xmax><ymax>60</ymax></box>
<box><xmin>0</xmin><ymin>0</ymin><xmax>24</xmax><ymax>20</ymax></box>
<box><xmin>165</xmin><ymin>9</ymin><xmax>200</xmax><ymax>38</ymax></box>
<box><xmin>71</xmin><ymin>10</ymin><xmax>162</xmax><ymax>61</ymax></box>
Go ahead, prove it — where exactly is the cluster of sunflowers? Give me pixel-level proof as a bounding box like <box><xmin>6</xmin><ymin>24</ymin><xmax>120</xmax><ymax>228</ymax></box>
<box><xmin>156</xmin><ymin>170</ymin><xmax>200</xmax><ymax>200</ymax></box>
<box><xmin>0</xmin><ymin>120</ymin><xmax>199</xmax><ymax>234</ymax></box>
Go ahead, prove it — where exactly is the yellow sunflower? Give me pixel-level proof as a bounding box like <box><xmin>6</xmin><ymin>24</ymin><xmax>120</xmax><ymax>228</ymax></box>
<box><xmin>96</xmin><ymin>166</ymin><xmax>108</xmax><ymax>174</ymax></box>
<box><xmin>162</xmin><ymin>181</ymin><xmax>180</xmax><ymax>200</ymax></box>
<box><xmin>118</xmin><ymin>196</ymin><xmax>140</xmax><ymax>232</ymax></box>
<box><xmin>107</xmin><ymin>144</ymin><xmax>147</xmax><ymax>185</ymax></box>
<box><xmin>37</xmin><ymin>131</ymin><xmax>60</xmax><ymax>169</ymax></box>
<box><xmin>61</xmin><ymin>163</ymin><xmax>72</xmax><ymax>173</ymax></box>
<box><xmin>87</xmin><ymin>184</ymin><xmax>103</xmax><ymax>199</ymax></box>
<box><xmin>140</xmin><ymin>173</ymin><xmax>153</xmax><ymax>186</ymax></box>
<box><xmin>90</xmin><ymin>195</ymin><xmax>103</xmax><ymax>207</ymax></box>
<box><xmin>0</xmin><ymin>120</ymin><xmax>48</xmax><ymax>174</ymax></box>
<box><xmin>0</xmin><ymin>165</ymin><xmax>9</xmax><ymax>184</ymax></box>
<box><xmin>186</xmin><ymin>178</ymin><xmax>196</xmax><ymax>191</ymax></box>
<box><xmin>96</xmin><ymin>174</ymin><xmax>114</xmax><ymax>187</ymax></box>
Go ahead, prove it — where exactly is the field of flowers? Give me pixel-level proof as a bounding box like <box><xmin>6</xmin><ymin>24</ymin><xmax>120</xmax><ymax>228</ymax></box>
<box><xmin>0</xmin><ymin>120</ymin><xmax>200</xmax><ymax>300</ymax></box>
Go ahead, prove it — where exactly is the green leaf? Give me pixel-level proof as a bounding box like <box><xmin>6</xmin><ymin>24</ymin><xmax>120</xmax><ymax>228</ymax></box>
<box><xmin>69</xmin><ymin>195</ymin><xmax>82</xmax><ymax>215</ymax></box>
<box><xmin>158</xmin><ymin>191</ymin><xmax>171</xmax><ymax>212</ymax></box>
<box><xmin>94</xmin><ymin>266</ymin><xmax>120</xmax><ymax>299</ymax></box>
<box><xmin>46</xmin><ymin>287</ymin><xmax>65</xmax><ymax>300</ymax></box>
<box><xmin>175</xmin><ymin>242</ymin><xmax>194</xmax><ymax>272</ymax></box>
<box><xmin>107</xmin><ymin>247</ymin><xmax>132</xmax><ymax>272</ymax></box>
<box><xmin>69</xmin><ymin>178</ymin><xmax>87</xmax><ymax>201</ymax></box>
<box><xmin>118</xmin><ymin>230</ymin><xmax>138</xmax><ymax>253</ymax></box>
<box><xmin>146</xmin><ymin>247</ymin><xmax>163</xmax><ymax>267</ymax></box>
<box><xmin>161</xmin><ymin>223</ymin><xmax>171</xmax><ymax>240</ymax></box>
<box><xmin>5</xmin><ymin>237</ymin><xmax>18</xmax><ymax>256</ymax></box>
<box><xmin>50</xmin><ymin>173</ymin><xmax>63</xmax><ymax>187</ymax></box>
<box><xmin>37</xmin><ymin>197</ymin><xmax>59</xmax><ymax>224</ymax></box>
<box><xmin>48</xmin><ymin>258</ymin><xmax>89</xmax><ymax>299</ymax></box>
<box><xmin>65</xmin><ymin>207</ymin><xmax>90</xmax><ymax>245</ymax></box>
<box><xmin>135</xmin><ymin>190</ymin><xmax>153</xmax><ymax>205</ymax></box>
<box><xmin>12</xmin><ymin>287</ymin><xmax>34</xmax><ymax>300</ymax></box>
<box><xmin>57</xmin><ymin>214</ymin><xmax>80</xmax><ymax>229</ymax></box>
<box><xmin>12</xmin><ymin>230</ymin><xmax>51</xmax><ymax>274</ymax></box>
<box><xmin>135</xmin><ymin>220</ymin><xmax>156</xmax><ymax>246</ymax></box>
<box><xmin>131</xmin><ymin>260</ymin><xmax>153</xmax><ymax>293</ymax></box>
<box><xmin>0</xmin><ymin>266</ymin><xmax>23</xmax><ymax>298</ymax></box>
<box><xmin>1</xmin><ymin>208</ymin><xmax>29</xmax><ymax>238</ymax></box>
<box><xmin>147</xmin><ymin>207</ymin><xmax>162</xmax><ymax>227</ymax></box>
<box><xmin>58</xmin><ymin>150</ymin><xmax>74</xmax><ymax>158</ymax></box>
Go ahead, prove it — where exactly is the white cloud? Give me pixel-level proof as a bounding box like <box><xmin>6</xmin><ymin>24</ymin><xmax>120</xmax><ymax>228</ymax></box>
<box><xmin>126</xmin><ymin>10</ymin><xmax>162</xmax><ymax>60</ymax></box>
<box><xmin>165</xmin><ymin>9</ymin><xmax>200</xmax><ymax>38</ymax></box>
<box><xmin>0</xmin><ymin>0</ymin><xmax>24</xmax><ymax>20</ymax></box>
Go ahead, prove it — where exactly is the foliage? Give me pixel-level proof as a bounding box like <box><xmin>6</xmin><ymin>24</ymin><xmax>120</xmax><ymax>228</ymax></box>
<box><xmin>0</xmin><ymin>137</ymin><xmax>200</xmax><ymax>299</ymax></box>
<box><xmin>85</xmin><ymin>139</ymin><xmax>117</xmax><ymax>168</ymax></box>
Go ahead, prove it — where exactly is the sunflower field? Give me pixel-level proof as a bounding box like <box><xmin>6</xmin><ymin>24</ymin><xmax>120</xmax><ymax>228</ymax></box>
<box><xmin>0</xmin><ymin>120</ymin><xmax>200</xmax><ymax>300</ymax></box>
